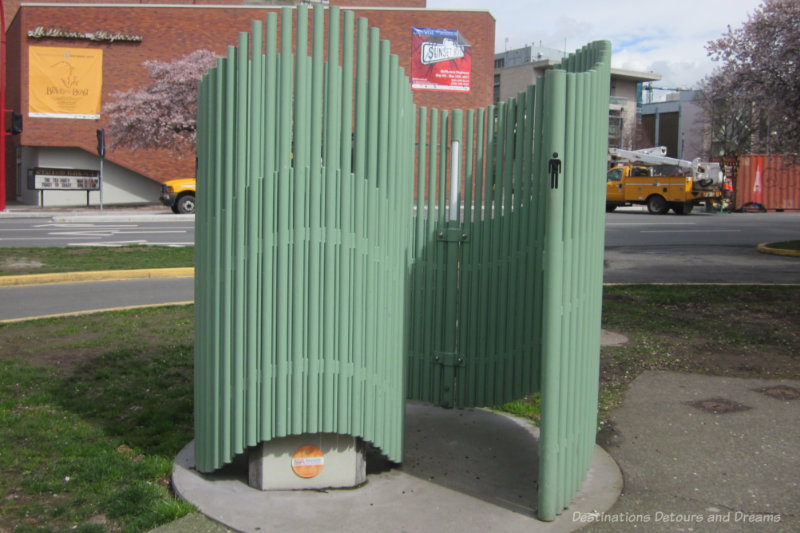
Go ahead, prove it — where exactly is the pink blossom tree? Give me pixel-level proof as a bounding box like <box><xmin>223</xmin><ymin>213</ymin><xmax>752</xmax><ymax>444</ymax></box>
<box><xmin>704</xmin><ymin>0</ymin><xmax>800</xmax><ymax>156</ymax></box>
<box><xmin>104</xmin><ymin>49</ymin><xmax>219</xmax><ymax>152</ymax></box>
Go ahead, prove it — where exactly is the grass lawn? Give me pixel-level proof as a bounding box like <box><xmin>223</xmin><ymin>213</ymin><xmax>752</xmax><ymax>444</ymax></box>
<box><xmin>765</xmin><ymin>239</ymin><xmax>800</xmax><ymax>251</ymax></box>
<box><xmin>0</xmin><ymin>306</ymin><xmax>195</xmax><ymax>533</ymax></box>
<box><xmin>0</xmin><ymin>247</ymin><xmax>194</xmax><ymax>277</ymax></box>
<box><xmin>1</xmin><ymin>285</ymin><xmax>798</xmax><ymax>531</ymax></box>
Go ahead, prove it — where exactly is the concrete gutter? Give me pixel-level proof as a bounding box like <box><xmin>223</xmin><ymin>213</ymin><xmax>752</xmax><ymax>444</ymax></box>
<box><xmin>0</xmin><ymin>267</ymin><xmax>195</xmax><ymax>287</ymax></box>
<box><xmin>0</xmin><ymin>204</ymin><xmax>193</xmax><ymax>223</ymax></box>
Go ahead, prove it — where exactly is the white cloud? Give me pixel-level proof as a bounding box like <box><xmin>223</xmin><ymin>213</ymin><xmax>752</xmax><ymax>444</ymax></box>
<box><xmin>427</xmin><ymin>0</ymin><xmax>763</xmax><ymax>91</ymax></box>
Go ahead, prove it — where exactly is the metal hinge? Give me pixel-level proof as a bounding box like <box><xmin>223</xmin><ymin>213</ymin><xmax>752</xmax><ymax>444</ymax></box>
<box><xmin>437</xmin><ymin>227</ymin><xmax>469</xmax><ymax>243</ymax></box>
<box><xmin>433</xmin><ymin>351</ymin><xmax>465</xmax><ymax>367</ymax></box>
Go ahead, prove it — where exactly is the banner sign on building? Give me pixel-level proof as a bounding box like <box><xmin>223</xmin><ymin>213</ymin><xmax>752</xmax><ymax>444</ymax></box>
<box><xmin>411</xmin><ymin>28</ymin><xmax>471</xmax><ymax>92</ymax></box>
<box><xmin>28</xmin><ymin>46</ymin><xmax>103</xmax><ymax>119</ymax></box>
<box><xmin>28</xmin><ymin>167</ymin><xmax>100</xmax><ymax>190</ymax></box>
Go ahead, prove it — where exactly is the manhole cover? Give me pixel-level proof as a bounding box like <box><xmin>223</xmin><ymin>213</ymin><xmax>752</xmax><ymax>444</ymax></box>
<box><xmin>755</xmin><ymin>385</ymin><xmax>800</xmax><ymax>401</ymax></box>
<box><xmin>686</xmin><ymin>398</ymin><xmax>752</xmax><ymax>414</ymax></box>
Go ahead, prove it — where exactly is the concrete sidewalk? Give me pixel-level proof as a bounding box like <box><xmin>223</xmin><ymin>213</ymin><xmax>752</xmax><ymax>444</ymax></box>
<box><xmin>589</xmin><ymin>371</ymin><xmax>800</xmax><ymax>532</ymax></box>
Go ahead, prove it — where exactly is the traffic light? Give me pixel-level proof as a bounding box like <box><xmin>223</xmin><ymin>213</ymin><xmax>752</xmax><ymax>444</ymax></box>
<box><xmin>10</xmin><ymin>111</ymin><xmax>22</xmax><ymax>135</ymax></box>
<box><xmin>96</xmin><ymin>128</ymin><xmax>105</xmax><ymax>158</ymax></box>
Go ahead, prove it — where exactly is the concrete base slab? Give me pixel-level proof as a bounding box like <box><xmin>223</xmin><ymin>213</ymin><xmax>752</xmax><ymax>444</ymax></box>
<box><xmin>173</xmin><ymin>402</ymin><xmax>621</xmax><ymax>533</ymax></box>
<box><xmin>248</xmin><ymin>433</ymin><xmax>366</xmax><ymax>490</ymax></box>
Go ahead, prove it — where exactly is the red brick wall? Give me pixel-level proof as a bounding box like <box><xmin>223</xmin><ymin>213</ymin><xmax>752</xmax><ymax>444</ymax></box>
<box><xmin>7</xmin><ymin>5</ymin><xmax>494</xmax><ymax>185</ymax></box>
<box><xmin>332</xmin><ymin>0</ymin><xmax>426</xmax><ymax>7</ymax></box>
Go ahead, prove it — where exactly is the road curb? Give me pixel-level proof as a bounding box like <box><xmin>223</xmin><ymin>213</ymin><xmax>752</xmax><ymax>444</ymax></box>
<box><xmin>757</xmin><ymin>242</ymin><xmax>800</xmax><ymax>257</ymax></box>
<box><xmin>0</xmin><ymin>267</ymin><xmax>195</xmax><ymax>287</ymax></box>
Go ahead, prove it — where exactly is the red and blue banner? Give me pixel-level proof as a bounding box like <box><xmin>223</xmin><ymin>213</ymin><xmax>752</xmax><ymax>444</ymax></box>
<box><xmin>411</xmin><ymin>27</ymin><xmax>471</xmax><ymax>92</ymax></box>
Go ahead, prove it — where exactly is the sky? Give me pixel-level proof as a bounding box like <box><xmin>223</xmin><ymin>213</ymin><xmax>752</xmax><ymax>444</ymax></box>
<box><xmin>426</xmin><ymin>0</ymin><xmax>765</xmax><ymax>95</ymax></box>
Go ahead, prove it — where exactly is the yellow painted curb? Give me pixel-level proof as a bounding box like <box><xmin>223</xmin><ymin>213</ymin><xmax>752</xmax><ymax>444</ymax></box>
<box><xmin>757</xmin><ymin>243</ymin><xmax>800</xmax><ymax>257</ymax></box>
<box><xmin>0</xmin><ymin>267</ymin><xmax>195</xmax><ymax>287</ymax></box>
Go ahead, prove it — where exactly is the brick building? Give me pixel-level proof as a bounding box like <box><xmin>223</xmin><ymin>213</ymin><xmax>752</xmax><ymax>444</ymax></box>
<box><xmin>3</xmin><ymin>0</ymin><xmax>494</xmax><ymax>206</ymax></box>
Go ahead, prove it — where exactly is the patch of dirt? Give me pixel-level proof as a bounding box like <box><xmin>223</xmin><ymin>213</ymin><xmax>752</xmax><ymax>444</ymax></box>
<box><xmin>0</xmin><ymin>308</ymin><xmax>193</xmax><ymax>375</ymax></box>
<box><xmin>0</xmin><ymin>257</ymin><xmax>44</xmax><ymax>271</ymax></box>
<box><xmin>686</xmin><ymin>397</ymin><xmax>752</xmax><ymax>414</ymax></box>
<box><xmin>754</xmin><ymin>384</ymin><xmax>800</xmax><ymax>401</ymax></box>
<box><xmin>0</xmin><ymin>327</ymin><xmax>114</xmax><ymax>374</ymax></box>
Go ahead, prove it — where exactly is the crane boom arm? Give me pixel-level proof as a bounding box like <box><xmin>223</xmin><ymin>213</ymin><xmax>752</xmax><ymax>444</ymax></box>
<box><xmin>608</xmin><ymin>147</ymin><xmax>693</xmax><ymax>168</ymax></box>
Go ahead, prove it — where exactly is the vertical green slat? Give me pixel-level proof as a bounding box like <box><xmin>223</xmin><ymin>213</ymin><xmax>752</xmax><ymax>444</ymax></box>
<box><xmin>458</xmin><ymin>108</ymin><xmax>474</xmax><ymax>406</ymax></box>
<box><xmin>558</xmin><ymin>70</ymin><xmax>577</xmax><ymax>508</ymax></box>
<box><xmin>219</xmin><ymin>45</ymin><xmax>236</xmax><ymax>464</ymax></box>
<box><xmin>521</xmin><ymin>84</ymin><xmax>537</xmax><ymax>395</ymax></box>
<box><xmin>468</xmin><ymin>107</ymin><xmax>485</xmax><ymax>405</ymax></box>
<box><xmin>478</xmin><ymin>106</ymin><xmax>500</xmax><ymax>403</ymax></box>
<box><xmin>336</xmin><ymin>7</ymin><xmax>352</xmax><ymax>433</ymax></box>
<box><xmin>423</xmin><ymin>109</ymin><xmax>438</xmax><ymax>402</ymax></box>
<box><xmin>194</xmin><ymin>69</ymin><xmax>208</xmax><ymax>469</ymax></box>
<box><xmin>211</xmin><ymin>59</ymin><xmax>225</xmax><ymax>468</ymax></box>
<box><xmin>410</xmin><ymin>107</ymin><xmax>427</xmax><ymax>401</ymax></box>
<box><xmin>275</xmin><ymin>8</ymin><xmax>293</xmax><ymax>437</ymax></box>
<box><xmin>486</xmin><ymin>102</ymin><xmax>504</xmax><ymax>402</ymax></box>
<box><xmin>323</xmin><ymin>5</ymin><xmax>341</xmax><ymax>431</ymax></box>
<box><xmin>291</xmin><ymin>5</ymin><xmax>309</xmax><ymax>435</ymax></box>
<box><xmin>232</xmin><ymin>31</ymin><xmax>248</xmax><ymax>455</ymax></box>
<box><xmin>539</xmin><ymin>67</ymin><xmax>567</xmax><ymax>522</ymax></box>
<box><xmin>260</xmin><ymin>11</ymin><xmax>278</xmax><ymax>440</ymax></box>
<box><xmin>511</xmin><ymin>89</ymin><xmax>528</xmax><ymax>399</ymax></box>
<box><xmin>497</xmin><ymin>97</ymin><xmax>515</xmax><ymax>402</ymax></box>
<box><xmin>381</xmin><ymin>40</ymin><xmax>394</xmax><ymax>444</ymax></box>
<box><xmin>442</xmin><ymin>110</ymin><xmax>461</xmax><ymax>407</ymax></box>
<box><xmin>246</xmin><ymin>21</ymin><xmax>263</xmax><ymax>447</ymax></box>
<box><xmin>306</xmin><ymin>3</ymin><xmax>323</xmax><ymax>433</ymax></box>
<box><xmin>362</xmin><ymin>27</ymin><xmax>380</xmax><ymax>441</ymax></box>
<box><xmin>351</xmin><ymin>17</ymin><xmax>367</xmax><ymax>434</ymax></box>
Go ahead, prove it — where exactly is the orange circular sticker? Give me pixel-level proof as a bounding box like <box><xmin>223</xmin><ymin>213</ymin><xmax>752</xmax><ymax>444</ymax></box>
<box><xmin>291</xmin><ymin>445</ymin><xmax>325</xmax><ymax>478</ymax></box>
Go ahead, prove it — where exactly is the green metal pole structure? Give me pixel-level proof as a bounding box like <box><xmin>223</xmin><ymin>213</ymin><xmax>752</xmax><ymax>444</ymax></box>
<box><xmin>195</xmin><ymin>5</ymin><xmax>416</xmax><ymax>474</ymax></box>
<box><xmin>194</xmin><ymin>7</ymin><xmax>610</xmax><ymax>517</ymax></box>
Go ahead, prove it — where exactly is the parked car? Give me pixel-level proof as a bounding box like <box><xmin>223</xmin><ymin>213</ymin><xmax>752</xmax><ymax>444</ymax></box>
<box><xmin>160</xmin><ymin>178</ymin><xmax>196</xmax><ymax>214</ymax></box>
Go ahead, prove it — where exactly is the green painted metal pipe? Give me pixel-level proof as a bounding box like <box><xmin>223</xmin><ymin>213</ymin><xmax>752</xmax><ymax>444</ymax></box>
<box><xmin>539</xmin><ymin>66</ymin><xmax>567</xmax><ymax>522</ymax></box>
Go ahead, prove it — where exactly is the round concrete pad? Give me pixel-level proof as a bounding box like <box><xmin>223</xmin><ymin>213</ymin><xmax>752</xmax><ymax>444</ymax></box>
<box><xmin>173</xmin><ymin>402</ymin><xmax>621</xmax><ymax>533</ymax></box>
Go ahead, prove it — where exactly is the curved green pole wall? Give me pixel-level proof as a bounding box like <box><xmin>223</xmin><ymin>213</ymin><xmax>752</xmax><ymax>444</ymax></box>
<box><xmin>195</xmin><ymin>5</ymin><xmax>415</xmax><ymax>473</ymax></box>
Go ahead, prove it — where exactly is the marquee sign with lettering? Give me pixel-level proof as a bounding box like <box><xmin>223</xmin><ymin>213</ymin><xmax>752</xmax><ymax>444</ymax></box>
<box><xmin>411</xmin><ymin>27</ymin><xmax>471</xmax><ymax>92</ymax></box>
<box><xmin>29</xmin><ymin>167</ymin><xmax>100</xmax><ymax>191</ymax></box>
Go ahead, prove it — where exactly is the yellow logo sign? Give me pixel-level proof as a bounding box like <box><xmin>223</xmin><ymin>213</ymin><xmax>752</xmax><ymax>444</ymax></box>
<box><xmin>28</xmin><ymin>46</ymin><xmax>103</xmax><ymax>119</ymax></box>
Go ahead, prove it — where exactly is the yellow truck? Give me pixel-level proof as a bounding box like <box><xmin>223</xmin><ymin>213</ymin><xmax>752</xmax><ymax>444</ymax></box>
<box><xmin>160</xmin><ymin>178</ymin><xmax>196</xmax><ymax>214</ymax></box>
<box><xmin>606</xmin><ymin>147</ymin><xmax>724</xmax><ymax>215</ymax></box>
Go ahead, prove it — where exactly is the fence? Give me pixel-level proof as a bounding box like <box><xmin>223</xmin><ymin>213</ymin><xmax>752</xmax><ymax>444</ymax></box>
<box><xmin>194</xmin><ymin>4</ymin><xmax>610</xmax><ymax>521</ymax></box>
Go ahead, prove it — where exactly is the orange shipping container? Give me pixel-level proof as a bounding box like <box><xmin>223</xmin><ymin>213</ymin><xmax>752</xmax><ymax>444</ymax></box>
<box><xmin>736</xmin><ymin>155</ymin><xmax>800</xmax><ymax>211</ymax></box>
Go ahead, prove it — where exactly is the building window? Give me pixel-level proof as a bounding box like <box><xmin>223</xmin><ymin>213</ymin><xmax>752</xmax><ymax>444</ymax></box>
<box><xmin>608</xmin><ymin>109</ymin><xmax>623</xmax><ymax>149</ymax></box>
<box><xmin>494</xmin><ymin>58</ymin><xmax>505</xmax><ymax>69</ymax></box>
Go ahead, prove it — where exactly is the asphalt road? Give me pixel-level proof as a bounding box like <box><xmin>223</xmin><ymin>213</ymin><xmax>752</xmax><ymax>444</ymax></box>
<box><xmin>0</xmin><ymin>212</ymin><xmax>194</xmax><ymax>247</ymax></box>
<box><xmin>604</xmin><ymin>210</ymin><xmax>800</xmax><ymax>284</ymax></box>
<box><xmin>0</xmin><ymin>278</ymin><xmax>195</xmax><ymax>322</ymax></box>
<box><xmin>0</xmin><ymin>209</ymin><xmax>798</xmax><ymax>321</ymax></box>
